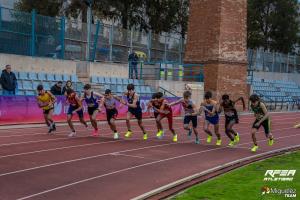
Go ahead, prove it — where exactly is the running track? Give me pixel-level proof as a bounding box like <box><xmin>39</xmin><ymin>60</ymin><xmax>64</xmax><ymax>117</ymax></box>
<box><xmin>0</xmin><ymin>112</ymin><xmax>299</xmax><ymax>200</ymax></box>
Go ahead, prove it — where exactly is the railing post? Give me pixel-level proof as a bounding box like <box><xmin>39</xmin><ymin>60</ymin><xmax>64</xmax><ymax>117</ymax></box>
<box><xmin>60</xmin><ymin>16</ymin><xmax>65</xmax><ymax>59</ymax></box>
<box><xmin>92</xmin><ymin>20</ymin><xmax>100</xmax><ymax>62</ymax></box>
<box><xmin>147</xmin><ymin>31</ymin><xmax>151</xmax><ymax>63</ymax></box>
<box><xmin>130</xmin><ymin>27</ymin><xmax>133</xmax><ymax>53</ymax></box>
<box><xmin>31</xmin><ymin>9</ymin><xmax>36</xmax><ymax>56</ymax></box>
<box><xmin>109</xmin><ymin>25</ymin><xmax>113</xmax><ymax>61</ymax></box>
<box><xmin>0</xmin><ymin>5</ymin><xmax>2</xmax><ymax>31</ymax></box>
<box><xmin>179</xmin><ymin>37</ymin><xmax>183</xmax><ymax>64</ymax></box>
<box><xmin>164</xmin><ymin>34</ymin><xmax>167</xmax><ymax>62</ymax></box>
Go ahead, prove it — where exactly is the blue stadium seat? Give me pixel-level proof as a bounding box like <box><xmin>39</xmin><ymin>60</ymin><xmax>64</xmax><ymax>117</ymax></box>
<box><xmin>19</xmin><ymin>72</ymin><xmax>28</xmax><ymax>80</ymax></box>
<box><xmin>62</xmin><ymin>74</ymin><xmax>70</xmax><ymax>82</ymax></box>
<box><xmin>110</xmin><ymin>77</ymin><xmax>117</xmax><ymax>85</ymax></box>
<box><xmin>43</xmin><ymin>82</ymin><xmax>51</xmax><ymax>91</ymax></box>
<box><xmin>116</xmin><ymin>85</ymin><xmax>123</xmax><ymax>93</ymax></box>
<box><xmin>75</xmin><ymin>82</ymin><xmax>84</xmax><ymax>92</ymax></box>
<box><xmin>71</xmin><ymin>74</ymin><xmax>78</xmax><ymax>82</ymax></box>
<box><xmin>38</xmin><ymin>72</ymin><xmax>47</xmax><ymax>81</ymax></box>
<box><xmin>116</xmin><ymin>78</ymin><xmax>123</xmax><ymax>85</ymax></box>
<box><xmin>98</xmin><ymin>77</ymin><xmax>105</xmax><ymax>84</ymax></box>
<box><xmin>33</xmin><ymin>81</ymin><xmax>42</xmax><ymax>90</ymax></box>
<box><xmin>128</xmin><ymin>79</ymin><xmax>134</xmax><ymax>84</ymax></box>
<box><xmin>104</xmin><ymin>77</ymin><xmax>111</xmax><ymax>84</ymax></box>
<box><xmin>91</xmin><ymin>76</ymin><xmax>98</xmax><ymax>83</ymax></box>
<box><xmin>122</xmin><ymin>78</ymin><xmax>129</xmax><ymax>84</ymax></box>
<box><xmin>110</xmin><ymin>85</ymin><xmax>117</xmax><ymax>92</ymax></box>
<box><xmin>145</xmin><ymin>86</ymin><xmax>152</xmax><ymax>94</ymax></box>
<box><xmin>47</xmin><ymin>74</ymin><xmax>55</xmax><ymax>81</ymax></box>
<box><xmin>55</xmin><ymin>74</ymin><xmax>63</xmax><ymax>81</ymax></box>
<box><xmin>28</xmin><ymin>72</ymin><xmax>38</xmax><ymax>80</ymax></box>
<box><xmin>16</xmin><ymin>90</ymin><xmax>24</xmax><ymax>95</ymax></box>
<box><xmin>104</xmin><ymin>84</ymin><xmax>110</xmax><ymax>90</ymax></box>
<box><xmin>22</xmin><ymin>80</ymin><xmax>33</xmax><ymax>90</ymax></box>
<box><xmin>135</xmin><ymin>86</ymin><xmax>141</xmax><ymax>93</ymax></box>
<box><xmin>133</xmin><ymin>79</ymin><xmax>139</xmax><ymax>85</ymax></box>
<box><xmin>25</xmin><ymin>90</ymin><xmax>35</xmax><ymax>96</ymax></box>
<box><xmin>17</xmin><ymin>80</ymin><xmax>23</xmax><ymax>90</ymax></box>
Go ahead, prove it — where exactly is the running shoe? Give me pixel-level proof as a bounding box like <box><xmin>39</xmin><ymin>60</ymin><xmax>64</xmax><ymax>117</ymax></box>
<box><xmin>268</xmin><ymin>138</ymin><xmax>274</xmax><ymax>146</ymax></box>
<box><xmin>113</xmin><ymin>132</ymin><xmax>119</xmax><ymax>139</ymax></box>
<box><xmin>143</xmin><ymin>133</ymin><xmax>148</xmax><ymax>140</ymax></box>
<box><xmin>216</xmin><ymin>139</ymin><xmax>222</xmax><ymax>146</ymax></box>
<box><xmin>234</xmin><ymin>132</ymin><xmax>240</xmax><ymax>143</ymax></box>
<box><xmin>92</xmin><ymin>129</ymin><xmax>99</xmax><ymax>137</ymax></box>
<box><xmin>294</xmin><ymin>123</ymin><xmax>300</xmax><ymax>128</ymax></box>
<box><xmin>156</xmin><ymin>130</ymin><xmax>164</xmax><ymax>138</ymax></box>
<box><xmin>206</xmin><ymin>135</ymin><xmax>212</xmax><ymax>143</ymax></box>
<box><xmin>68</xmin><ymin>131</ymin><xmax>76</xmax><ymax>137</ymax></box>
<box><xmin>173</xmin><ymin>134</ymin><xmax>178</xmax><ymax>142</ymax></box>
<box><xmin>125</xmin><ymin>131</ymin><xmax>132</xmax><ymax>138</ymax></box>
<box><xmin>52</xmin><ymin>123</ymin><xmax>56</xmax><ymax>131</ymax></box>
<box><xmin>251</xmin><ymin>145</ymin><xmax>259</xmax><ymax>152</ymax></box>
<box><xmin>228</xmin><ymin>140</ymin><xmax>235</xmax><ymax>147</ymax></box>
<box><xmin>195</xmin><ymin>137</ymin><xmax>200</xmax><ymax>144</ymax></box>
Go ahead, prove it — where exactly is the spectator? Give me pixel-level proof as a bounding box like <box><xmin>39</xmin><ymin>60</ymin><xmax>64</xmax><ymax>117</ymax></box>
<box><xmin>128</xmin><ymin>51</ymin><xmax>139</xmax><ymax>79</ymax></box>
<box><xmin>62</xmin><ymin>80</ymin><xmax>73</xmax><ymax>95</ymax></box>
<box><xmin>50</xmin><ymin>81</ymin><xmax>63</xmax><ymax>96</ymax></box>
<box><xmin>0</xmin><ymin>65</ymin><xmax>17</xmax><ymax>95</ymax></box>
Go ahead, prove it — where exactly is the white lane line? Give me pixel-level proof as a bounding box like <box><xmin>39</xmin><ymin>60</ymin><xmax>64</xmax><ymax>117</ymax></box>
<box><xmin>16</xmin><ymin>132</ymin><xmax>300</xmax><ymax>200</ymax></box>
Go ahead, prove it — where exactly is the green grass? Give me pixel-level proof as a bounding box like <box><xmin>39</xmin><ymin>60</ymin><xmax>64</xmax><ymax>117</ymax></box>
<box><xmin>172</xmin><ymin>151</ymin><xmax>300</xmax><ymax>200</ymax></box>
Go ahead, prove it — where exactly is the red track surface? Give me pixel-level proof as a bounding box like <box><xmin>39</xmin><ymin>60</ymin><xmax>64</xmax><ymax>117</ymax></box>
<box><xmin>0</xmin><ymin>112</ymin><xmax>299</xmax><ymax>200</ymax></box>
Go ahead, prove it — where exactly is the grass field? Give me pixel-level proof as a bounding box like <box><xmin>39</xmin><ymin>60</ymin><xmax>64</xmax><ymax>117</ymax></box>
<box><xmin>172</xmin><ymin>151</ymin><xmax>300</xmax><ymax>200</ymax></box>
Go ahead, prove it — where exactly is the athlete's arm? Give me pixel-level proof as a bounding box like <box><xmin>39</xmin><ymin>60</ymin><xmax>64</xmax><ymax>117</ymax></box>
<box><xmin>234</xmin><ymin>97</ymin><xmax>246</xmax><ymax>110</ymax></box>
<box><xmin>256</xmin><ymin>103</ymin><xmax>269</xmax><ymax>125</ymax></box>
<box><xmin>168</xmin><ymin>98</ymin><xmax>183</xmax><ymax>107</ymax></box>
<box><xmin>190</xmin><ymin>101</ymin><xmax>198</xmax><ymax>116</ymax></box>
<box><xmin>47</xmin><ymin>91</ymin><xmax>56</xmax><ymax>104</ymax></box>
<box><xmin>72</xmin><ymin>95</ymin><xmax>83</xmax><ymax>113</ymax></box>
<box><xmin>158</xmin><ymin>100</ymin><xmax>170</xmax><ymax>114</ymax></box>
<box><xmin>36</xmin><ymin>97</ymin><xmax>47</xmax><ymax>108</ymax></box>
<box><xmin>113</xmin><ymin>95</ymin><xmax>126</xmax><ymax>105</ymax></box>
<box><xmin>93</xmin><ymin>92</ymin><xmax>104</xmax><ymax>99</ymax></box>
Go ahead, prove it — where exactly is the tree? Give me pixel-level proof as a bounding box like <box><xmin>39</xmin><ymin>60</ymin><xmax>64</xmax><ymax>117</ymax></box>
<box><xmin>15</xmin><ymin>0</ymin><xmax>63</xmax><ymax>17</ymax></box>
<box><xmin>247</xmin><ymin>0</ymin><xmax>300</xmax><ymax>53</ymax></box>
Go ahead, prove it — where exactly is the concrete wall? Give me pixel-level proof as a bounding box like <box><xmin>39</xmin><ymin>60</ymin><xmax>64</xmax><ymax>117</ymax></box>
<box><xmin>253</xmin><ymin>71</ymin><xmax>300</xmax><ymax>85</ymax></box>
<box><xmin>0</xmin><ymin>53</ymin><xmax>77</xmax><ymax>74</ymax></box>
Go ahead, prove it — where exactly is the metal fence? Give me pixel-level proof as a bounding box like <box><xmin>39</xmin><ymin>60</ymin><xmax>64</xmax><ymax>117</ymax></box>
<box><xmin>0</xmin><ymin>6</ymin><xmax>184</xmax><ymax>63</ymax></box>
<box><xmin>248</xmin><ymin>49</ymin><xmax>300</xmax><ymax>74</ymax></box>
<box><xmin>129</xmin><ymin>61</ymin><xmax>204</xmax><ymax>82</ymax></box>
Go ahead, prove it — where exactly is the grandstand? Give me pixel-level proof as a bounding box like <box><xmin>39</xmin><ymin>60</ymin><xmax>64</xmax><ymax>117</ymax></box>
<box><xmin>248</xmin><ymin>77</ymin><xmax>300</xmax><ymax>109</ymax></box>
<box><xmin>0</xmin><ymin>70</ymin><xmax>155</xmax><ymax>97</ymax></box>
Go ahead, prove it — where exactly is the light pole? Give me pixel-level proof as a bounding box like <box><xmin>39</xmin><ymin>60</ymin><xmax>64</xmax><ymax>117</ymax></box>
<box><xmin>84</xmin><ymin>0</ymin><xmax>93</xmax><ymax>61</ymax></box>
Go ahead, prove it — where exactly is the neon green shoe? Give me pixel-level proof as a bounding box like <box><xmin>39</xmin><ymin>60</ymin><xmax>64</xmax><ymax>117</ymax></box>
<box><xmin>143</xmin><ymin>133</ymin><xmax>148</xmax><ymax>140</ymax></box>
<box><xmin>173</xmin><ymin>134</ymin><xmax>178</xmax><ymax>142</ymax></box>
<box><xmin>125</xmin><ymin>131</ymin><xmax>132</xmax><ymax>138</ymax></box>
<box><xmin>268</xmin><ymin>138</ymin><xmax>274</xmax><ymax>146</ymax></box>
<box><xmin>216</xmin><ymin>139</ymin><xmax>222</xmax><ymax>146</ymax></box>
<box><xmin>206</xmin><ymin>135</ymin><xmax>212</xmax><ymax>143</ymax></box>
<box><xmin>156</xmin><ymin>130</ymin><xmax>164</xmax><ymax>138</ymax></box>
<box><xmin>234</xmin><ymin>133</ymin><xmax>240</xmax><ymax>143</ymax></box>
<box><xmin>228</xmin><ymin>140</ymin><xmax>235</xmax><ymax>147</ymax></box>
<box><xmin>251</xmin><ymin>145</ymin><xmax>259</xmax><ymax>152</ymax></box>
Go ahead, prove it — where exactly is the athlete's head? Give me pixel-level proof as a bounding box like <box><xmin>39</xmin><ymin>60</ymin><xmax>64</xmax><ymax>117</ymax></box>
<box><xmin>37</xmin><ymin>84</ymin><xmax>45</xmax><ymax>95</ymax></box>
<box><xmin>249</xmin><ymin>94</ymin><xmax>260</xmax><ymax>105</ymax></box>
<box><xmin>183</xmin><ymin>90</ymin><xmax>192</xmax><ymax>101</ymax></box>
<box><xmin>151</xmin><ymin>93</ymin><xmax>157</xmax><ymax>100</ymax></box>
<box><xmin>127</xmin><ymin>84</ymin><xmax>135</xmax><ymax>95</ymax></box>
<box><xmin>66</xmin><ymin>80</ymin><xmax>72</xmax><ymax>88</ymax></box>
<box><xmin>66</xmin><ymin>88</ymin><xmax>74</xmax><ymax>96</ymax></box>
<box><xmin>156</xmin><ymin>92</ymin><xmax>163</xmax><ymax>100</ymax></box>
<box><xmin>222</xmin><ymin>94</ymin><xmax>230</xmax><ymax>104</ymax></box>
<box><xmin>204</xmin><ymin>91</ymin><xmax>212</xmax><ymax>100</ymax></box>
<box><xmin>105</xmin><ymin>89</ymin><xmax>112</xmax><ymax>98</ymax></box>
<box><xmin>83</xmin><ymin>84</ymin><xmax>92</xmax><ymax>94</ymax></box>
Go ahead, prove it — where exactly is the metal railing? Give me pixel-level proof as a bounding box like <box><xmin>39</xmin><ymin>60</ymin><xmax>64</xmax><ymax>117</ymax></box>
<box><xmin>0</xmin><ymin>6</ymin><xmax>184</xmax><ymax>63</ymax></box>
<box><xmin>129</xmin><ymin>61</ymin><xmax>204</xmax><ymax>82</ymax></box>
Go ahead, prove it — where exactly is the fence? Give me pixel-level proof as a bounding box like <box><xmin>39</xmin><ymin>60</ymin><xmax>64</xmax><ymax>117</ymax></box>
<box><xmin>248</xmin><ymin>49</ymin><xmax>300</xmax><ymax>74</ymax></box>
<box><xmin>0</xmin><ymin>6</ymin><xmax>184</xmax><ymax>63</ymax></box>
<box><xmin>129</xmin><ymin>61</ymin><xmax>204</xmax><ymax>82</ymax></box>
